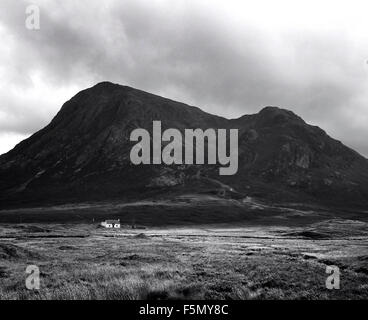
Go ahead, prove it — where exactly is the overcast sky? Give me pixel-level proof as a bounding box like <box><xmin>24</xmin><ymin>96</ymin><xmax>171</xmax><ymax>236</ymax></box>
<box><xmin>0</xmin><ymin>0</ymin><xmax>367</xmax><ymax>156</ymax></box>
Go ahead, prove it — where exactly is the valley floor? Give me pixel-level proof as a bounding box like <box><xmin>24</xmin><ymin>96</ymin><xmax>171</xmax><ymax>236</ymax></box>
<box><xmin>0</xmin><ymin>221</ymin><xmax>367</xmax><ymax>299</ymax></box>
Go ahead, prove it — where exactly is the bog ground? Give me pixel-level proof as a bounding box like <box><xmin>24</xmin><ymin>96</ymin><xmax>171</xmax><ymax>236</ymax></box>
<box><xmin>0</xmin><ymin>209</ymin><xmax>367</xmax><ymax>299</ymax></box>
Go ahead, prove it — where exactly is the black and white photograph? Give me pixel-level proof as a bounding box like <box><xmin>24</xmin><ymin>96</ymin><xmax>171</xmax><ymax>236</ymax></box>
<box><xmin>0</xmin><ymin>0</ymin><xmax>367</xmax><ymax>309</ymax></box>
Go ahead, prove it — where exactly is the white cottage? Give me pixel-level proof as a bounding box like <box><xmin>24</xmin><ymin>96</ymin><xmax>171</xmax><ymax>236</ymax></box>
<box><xmin>101</xmin><ymin>219</ymin><xmax>121</xmax><ymax>229</ymax></box>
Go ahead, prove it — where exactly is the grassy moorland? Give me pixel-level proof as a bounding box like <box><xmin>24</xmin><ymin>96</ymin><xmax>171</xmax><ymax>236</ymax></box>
<box><xmin>0</xmin><ymin>218</ymin><xmax>367</xmax><ymax>300</ymax></box>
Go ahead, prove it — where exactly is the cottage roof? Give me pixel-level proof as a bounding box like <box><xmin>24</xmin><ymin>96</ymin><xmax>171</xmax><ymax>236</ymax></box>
<box><xmin>104</xmin><ymin>219</ymin><xmax>120</xmax><ymax>224</ymax></box>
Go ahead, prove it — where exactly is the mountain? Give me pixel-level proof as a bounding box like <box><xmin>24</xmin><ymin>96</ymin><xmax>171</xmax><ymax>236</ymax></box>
<box><xmin>1</xmin><ymin>81</ymin><xmax>368</xmax><ymax>208</ymax></box>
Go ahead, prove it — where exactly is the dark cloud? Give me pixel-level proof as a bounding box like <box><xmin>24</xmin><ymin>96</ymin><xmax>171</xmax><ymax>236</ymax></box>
<box><xmin>0</xmin><ymin>0</ymin><xmax>367</xmax><ymax>156</ymax></box>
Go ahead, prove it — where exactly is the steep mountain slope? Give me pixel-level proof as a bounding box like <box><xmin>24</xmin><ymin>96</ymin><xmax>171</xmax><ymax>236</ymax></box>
<box><xmin>1</xmin><ymin>82</ymin><xmax>367</xmax><ymax>208</ymax></box>
<box><xmin>230</xmin><ymin>107</ymin><xmax>368</xmax><ymax>205</ymax></box>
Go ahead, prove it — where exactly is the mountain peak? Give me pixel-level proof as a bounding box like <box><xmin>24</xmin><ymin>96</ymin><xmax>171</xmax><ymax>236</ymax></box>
<box><xmin>259</xmin><ymin>106</ymin><xmax>300</xmax><ymax>117</ymax></box>
<box><xmin>93</xmin><ymin>81</ymin><xmax>121</xmax><ymax>89</ymax></box>
<box><xmin>257</xmin><ymin>106</ymin><xmax>305</xmax><ymax>125</ymax></box>
<box><xmin>73</xmin><ymin>81</ymin><xmax>136</xmax><ymax>98</ymax></box>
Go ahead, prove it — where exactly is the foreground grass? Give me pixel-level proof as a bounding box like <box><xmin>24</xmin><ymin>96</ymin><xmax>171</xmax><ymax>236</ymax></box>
<box><xmin>0</xmin><ymin>224</ymin><xmax>367</xmax><ymax>299</ymax></box>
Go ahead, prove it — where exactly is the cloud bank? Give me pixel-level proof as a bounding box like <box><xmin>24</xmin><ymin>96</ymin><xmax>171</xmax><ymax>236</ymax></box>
<box><xmin>0</xmin><ymin>0</ymin><xmax>367</xmax><ymax>156</ymax></box>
